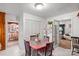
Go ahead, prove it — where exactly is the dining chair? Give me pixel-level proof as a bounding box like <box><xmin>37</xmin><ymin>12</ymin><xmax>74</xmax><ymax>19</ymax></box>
<box><xmin>30</xmin><ymin>35</ymin><xmax>37</xmax><ymax>41</ymax></box>
<box><xmin>45</xmin><ymin>42</ymin><xmax>54</xmax><ymax>56</ymax></box>
<box><xmin>44</xmin><ymin>36</ymin><xmax>49</xmax><ymax>42</ymax></box>
<box><xmin>71</xmin><ymin>37</ymin><xmax>79</xmax><ymax>55</ymax></box>
<box><xmin>37</xmin><ymin>46</ymin><xmax>46</xmax><ymax>56</ymax></box>
<box><xmin>24</xmin><ymin>40</ymin><xmax>31</xmax><ymax>56</ymax></box>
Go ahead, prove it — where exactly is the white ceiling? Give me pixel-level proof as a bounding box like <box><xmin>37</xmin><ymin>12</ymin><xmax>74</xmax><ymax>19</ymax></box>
<box><xmin>0</xmin><ymin>3</ymin><xmax>22</xmax><ymax>16</ymax></box>
<box><xmin>23</xmin><ymin>3</ymin><xmax>79</xmax><ymax>19</ymax></box>
<box><xmin>0</xmin><ymin>3</ymin><xmax>79</xmax><ymax>19</ymax></box>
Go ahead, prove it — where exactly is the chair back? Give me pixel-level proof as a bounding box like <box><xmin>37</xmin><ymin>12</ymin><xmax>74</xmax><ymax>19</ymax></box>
<box><xmin>30</xmin><ymin>35</ymin><xmax>37</xmax><ymax>41</ymax></box>
<box><xmin>46</xmin><ymin>42</ymin><xmax>54</xmax><ymax>56</ymax></box>
<box><xmin>24</xmin><ymin>40</ymin><xmax>31</xmax><ymax>56</ymax></box>
<box><xmin>71</xmin><ymin>37</ymin><xmax>79</xmax><ymax>55</ymax></box>
<box><xmin>71</xmin><ymin>37</ymin><xmax>79</xmax><ymax>45</ymax></box>
<box><xmin>44</xmin><ymin>36</ymin><xmax>49</xmax><ymax>42</ymax></box>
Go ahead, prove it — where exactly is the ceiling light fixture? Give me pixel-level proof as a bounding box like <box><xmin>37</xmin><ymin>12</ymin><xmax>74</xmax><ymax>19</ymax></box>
<box><xmin>34</xmin><ymin>3</ymin><xmax>45</xmax><ymax>10</ymax></box>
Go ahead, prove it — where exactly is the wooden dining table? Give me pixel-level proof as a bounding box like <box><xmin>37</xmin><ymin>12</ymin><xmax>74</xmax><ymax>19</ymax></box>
<box><xmin>30</xmin><ymin>41</ymin><xmax>46</xmax><ymax>49</ymax></box>
<box><xmin>29</xmin><ymin>39</ymin><xmax>52</xmax><ymax>55</ymax></box>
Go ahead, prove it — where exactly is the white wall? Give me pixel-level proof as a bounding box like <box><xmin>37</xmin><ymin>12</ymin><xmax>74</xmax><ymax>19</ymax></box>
<box><xmin>23</xmin><ymin>13</ymin><xmax>44</xmax><ymax>40</ymax></box>
<box><xmin>18</xmin><ymin>13</ymin><xmax>24</xmax><ymax>54</ymax></box>
<box><xmin>71</xmin><ymin>17</ymin><xmax>79</xmax><ymax>36</ymax></box>
<box><xmin>48</xmin><ymin>11</ymin><xmax>78</xmax><ymax>21</ymax></box>
<box><xmin>40</xmin><ymin>19</ymin><xmax>48</xmax><ymax>34</ymax></box>
<box><xmin>6</xmin><ymin>14</ymin><xmax>17</xmax><ymax>22</ymax></box>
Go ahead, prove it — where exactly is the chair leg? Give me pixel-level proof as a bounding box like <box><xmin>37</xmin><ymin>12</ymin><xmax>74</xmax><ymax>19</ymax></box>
<box><xmin>25</xmin><ymin>53</ymin><xmax>27</xmax><ymax>56</ymax></box>
<box><xmin>25</xmin><ymin>51</ymin><xmax>27</xmax><ymax>56</ymax></box>
<box><xmin>71</xmin><ymin>47</ymin><xmax>74</xmax><ymax>55</ymax></box>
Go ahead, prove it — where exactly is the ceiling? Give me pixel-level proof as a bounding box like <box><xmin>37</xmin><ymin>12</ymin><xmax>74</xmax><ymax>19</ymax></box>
<box><xmin>23</xmin><ymin>3</ymin><xmax>79</xmax><ymax>19</ymax></box>
<box><xmin>0</xmin><ymin>3</ymin><xmax>79</xmax><ymax>19</ymax></box>
<box><xmin>0</xmin><ymin>3</ymin><xmax>22</xmax><ymax>16</ymax></box>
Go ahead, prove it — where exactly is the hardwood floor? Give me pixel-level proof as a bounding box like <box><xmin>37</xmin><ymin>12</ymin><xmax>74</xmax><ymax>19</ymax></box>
<box><xmin>59</xmin><ymin>39</ymin><xmax>71</xmax><ymax>49</ymax></box>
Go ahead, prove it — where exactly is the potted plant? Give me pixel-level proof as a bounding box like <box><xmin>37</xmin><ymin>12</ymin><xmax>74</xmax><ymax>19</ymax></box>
<box><xmin>48</xmin><ymin>21</ymin><xmax>53</xmax><ymax>27</ymax></box>
<box><xmin>48</xmin><ymin>21</ymin><xmax>53</xmax><ymax>25</ymax></box>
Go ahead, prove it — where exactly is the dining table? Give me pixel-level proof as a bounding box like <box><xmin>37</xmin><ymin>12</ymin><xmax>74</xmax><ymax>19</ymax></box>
<box><xmin>29</xmin><ymin>39</ymin><xmax>52</xmax><ymax>56</ymax></box>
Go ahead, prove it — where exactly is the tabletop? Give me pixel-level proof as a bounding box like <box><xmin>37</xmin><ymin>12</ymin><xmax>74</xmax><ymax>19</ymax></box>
<box><xmin>30</xmin><ymin>39</ymin><xmax>52</xmax><ymax>50</ymax></box>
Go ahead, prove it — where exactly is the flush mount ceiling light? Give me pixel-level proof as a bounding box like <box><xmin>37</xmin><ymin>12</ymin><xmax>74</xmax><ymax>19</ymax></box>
<box><xmin>34</xmin><ymin>3</ymin><xmax>46</xmax><ymax>10</ymax></box>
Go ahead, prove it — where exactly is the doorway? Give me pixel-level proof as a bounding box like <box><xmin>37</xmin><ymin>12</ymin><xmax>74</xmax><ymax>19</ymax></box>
<box><xmin>59</xmin><ymin>24</ymin><xmax>65</xmax><ymax>35</ymax></box>
<box><xmin>7</xmin><ymin>22</ymin><xmax>19</xmax><ymax>47</ymax></box>
<box><xmin>58</xmin><ymin>20</ymin><xmax>71</xmax><ymax>49</ymax></box>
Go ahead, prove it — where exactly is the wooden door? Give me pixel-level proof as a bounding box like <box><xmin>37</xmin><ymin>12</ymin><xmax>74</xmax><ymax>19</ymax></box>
<box><xmin>0</xmin><ymin>12</ymin><xmax>5</xmax><ymax>50</ymax></box>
